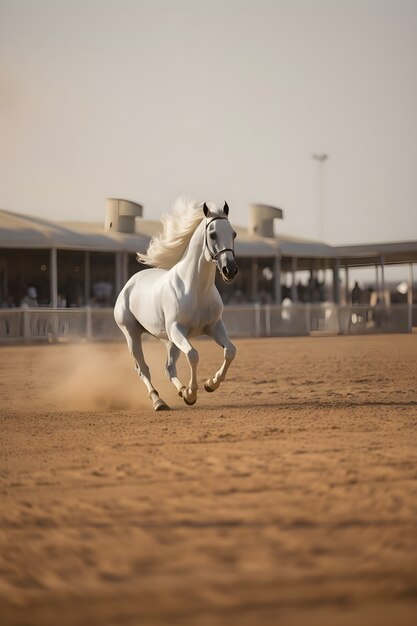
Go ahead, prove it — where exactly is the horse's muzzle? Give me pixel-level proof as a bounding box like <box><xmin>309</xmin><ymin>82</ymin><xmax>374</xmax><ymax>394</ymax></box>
<box><xmin>220</xmin><ymin>256</ymin><xmax>238</xmax><ymax>283</ymax></box>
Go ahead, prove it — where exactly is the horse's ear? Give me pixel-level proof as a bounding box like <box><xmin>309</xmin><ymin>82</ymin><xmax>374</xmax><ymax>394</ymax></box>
<box><xmin>203</xmin><ymin>202</ymin><xmax>209</xmax><ymax>217</ymax></box>
<box><xmin>223</xmin><ymin>201</ymin><xmax>229</xmax><ymax>216</ymax></box>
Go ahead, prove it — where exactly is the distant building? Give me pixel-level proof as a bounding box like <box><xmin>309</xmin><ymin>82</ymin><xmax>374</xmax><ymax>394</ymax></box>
<box><xmin>1</xmin><ymin>201</ymin><xmax>416</xmax><ymax>308</ymax></box>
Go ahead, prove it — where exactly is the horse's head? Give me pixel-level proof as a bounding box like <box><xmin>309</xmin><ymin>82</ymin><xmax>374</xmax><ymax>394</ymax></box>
<box><xmin>203</xmin><ymin>202</ymin><xmax>238</xmax><ymax>282</ymax></box>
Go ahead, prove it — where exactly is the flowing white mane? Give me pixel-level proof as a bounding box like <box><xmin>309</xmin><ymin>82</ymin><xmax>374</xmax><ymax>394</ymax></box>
<box><xmin>137</xmin><ymin>198</ymin><xmax>212</xmax><ymax>269</ymax></box>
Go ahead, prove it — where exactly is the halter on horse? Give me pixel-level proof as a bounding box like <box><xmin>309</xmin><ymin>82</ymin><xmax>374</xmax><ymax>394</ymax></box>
<box><xmin>114</xmin><ymin>199</ymin><xmax>238</xmax><ymax>410</ymax></box>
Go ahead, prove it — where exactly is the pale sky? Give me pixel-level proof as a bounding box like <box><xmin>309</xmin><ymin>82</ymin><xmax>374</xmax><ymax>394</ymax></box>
<box><xmin>0</xmin><ymin>0</ymin><xmax>416</xmax><ymax>245</ymax></box>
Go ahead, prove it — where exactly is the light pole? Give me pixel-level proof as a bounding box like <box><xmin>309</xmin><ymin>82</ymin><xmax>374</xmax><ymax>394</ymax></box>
<box><xmin>312</xmin><ymin>153</ymin><xmax>328</xmax><ymax>242</ymax></box>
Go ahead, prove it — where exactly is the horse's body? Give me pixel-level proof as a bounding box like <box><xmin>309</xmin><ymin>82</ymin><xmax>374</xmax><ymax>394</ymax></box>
<box><xmin>114</xmin><ymin>199</ymin><xmax>238</xmax><ymax>410</ymax></box>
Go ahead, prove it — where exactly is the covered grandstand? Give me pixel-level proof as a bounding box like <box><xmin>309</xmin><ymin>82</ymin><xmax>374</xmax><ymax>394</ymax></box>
<box><xmin>0</xmin><ymin>200</ymin><xmax>416</xmax><ymax>340</ymax></box>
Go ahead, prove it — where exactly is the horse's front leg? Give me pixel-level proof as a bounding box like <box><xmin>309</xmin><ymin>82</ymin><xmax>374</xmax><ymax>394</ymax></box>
<box><xmin>204</xmin><ymin>319</ymin><xmax>236</xmax><ymax>393</ymax></box>
<box><xmin>168</xmin><ymin>322</ymin><xmax>199</xmax><ymax>406</ymax></box>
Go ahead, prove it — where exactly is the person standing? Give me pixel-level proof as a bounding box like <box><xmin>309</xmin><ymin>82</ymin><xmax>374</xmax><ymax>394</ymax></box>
<box><xmin>20</xmin><ymin>286</ymin><xmax>39</xmax><ymax>307</ymax></box>
<box><xmin>351</xmin><ymin>281</ymin><xmax>362</xmax><ymax>305</ymax></box>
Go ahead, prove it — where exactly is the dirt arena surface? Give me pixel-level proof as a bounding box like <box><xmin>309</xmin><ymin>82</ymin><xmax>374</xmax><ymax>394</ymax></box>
<box><xmin>1</xmin><ymin>334</ymin><xmax>417</xmax><ymax>626</ymax></box>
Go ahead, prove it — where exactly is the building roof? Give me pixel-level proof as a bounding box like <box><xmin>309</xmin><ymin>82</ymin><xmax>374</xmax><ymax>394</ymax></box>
<box><xmin>336</xmin><ymin>240</ymin><xmax>417</xmax><ymax>265</ymax></box>
<box><xmin>0</xmin><ymin>209</ymin><xmax>149</xmax><ymax>252</ymax></box>
<box><xmin>1</xmin><ymin>207</ymin><xmax>417</xmax><ymax>265</ymax></box>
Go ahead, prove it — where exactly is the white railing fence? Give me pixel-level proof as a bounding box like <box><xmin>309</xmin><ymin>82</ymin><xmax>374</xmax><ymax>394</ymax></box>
<box><xmin>223</xmin><ymin>303</ymin><xmax>415</xmax><ymax>337</ymax></box>
<box><xmin>0</xmin><ymin>304</ymin><xmax>415</xmax><ymax>344</ymax></box>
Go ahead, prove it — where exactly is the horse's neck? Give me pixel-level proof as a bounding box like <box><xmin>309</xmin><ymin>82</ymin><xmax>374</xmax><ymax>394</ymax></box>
<box><xmin>176</xmin><ymin>220</ymin><xmax>215</xmax><ymax>293</ymax></box>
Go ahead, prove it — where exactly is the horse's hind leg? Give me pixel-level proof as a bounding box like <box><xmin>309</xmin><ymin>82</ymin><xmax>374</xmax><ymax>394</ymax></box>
<box><xmin>118</xmin><ymin>319</ymin><xmax>169</xmax><ymax>411</ymax></box>
<box><xmin>204</xmin><ymin>319</ymin><xmax>236</xmax><ymax>393</ymax></box>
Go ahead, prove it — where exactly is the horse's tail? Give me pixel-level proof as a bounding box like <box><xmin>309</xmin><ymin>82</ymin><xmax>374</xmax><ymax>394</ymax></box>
<box><xmin>137</xmin><ymin>197</ymin><xmax>203</xmax><ymax>269</ymax></box>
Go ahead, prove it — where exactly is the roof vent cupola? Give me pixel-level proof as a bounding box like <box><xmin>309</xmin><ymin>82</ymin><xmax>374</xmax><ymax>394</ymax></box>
<box><xmin>105</xmin><ymin>198</ymin><xmax>143</xmax><ymax>233</ymax></box>
<box><xmin>248</xmin><ymin>204</ymin><xmax>284</xmax><ymax>238</ymax></box>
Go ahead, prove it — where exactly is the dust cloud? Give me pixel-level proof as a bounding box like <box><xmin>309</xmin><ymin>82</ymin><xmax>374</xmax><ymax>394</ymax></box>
<box><xmin>49</xmin><ymin>343</ymin><xmax>150</xmax><ymax>410</ymax></box>
<box><xmin>25</xmin><ymin>340</ymin><xmax>173</xmax><ymax>412</ymax></box>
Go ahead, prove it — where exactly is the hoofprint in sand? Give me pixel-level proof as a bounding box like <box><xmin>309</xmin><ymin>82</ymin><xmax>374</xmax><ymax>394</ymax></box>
<box><xmin>0</xmin><ymin>335</ymin><xmax>416</xmax><ymax>626</ymax></box>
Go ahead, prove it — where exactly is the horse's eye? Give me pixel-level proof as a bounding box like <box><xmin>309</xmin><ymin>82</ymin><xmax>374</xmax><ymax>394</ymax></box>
<box><xmin>233</xmin><ymin>231</ymin><xmax>237</xmax><ymax>239</ymax></box>
<box><xmin>210</xmin><ymin>232</ymin><xmax>216</xmax><ymax>240</ymax></box>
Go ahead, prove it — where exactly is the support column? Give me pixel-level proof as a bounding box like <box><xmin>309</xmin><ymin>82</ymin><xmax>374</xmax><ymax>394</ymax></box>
<box><xmin>274</xmin><ymin>255</ymin><xmax>282</xmax><ymax>304</ymax></box>
<box><xmin>251</xmin><ymin>259</ymin><xmax>258</xmax><ymax>302</ymax></box>
<box><xmin>291</xmin><ymin>257</ymin><xmax>297</xmax><ymax>302</ymax></box>
<box><xmin>50</xmin><ymin>248</ymin><xmax>58</xmax><ymax>308</ymax></box>
<box><xmin>345</xmin><ymin>265</ymin><xmax>350</xmax><ymax>305</ymax></box>
<box><xmin>309</xmin><ymin>262</ymin><xmax>314</xmax><ymax>303</ymax></box>
<box><xmin>380</xmin><ymin>255</ymin><xmax>386</xmax><ymax>303</ymax></box>
<box><xmin>333</xmin><ymin>259</ymin><xmax>340</xmax><ymax>304</ymax></box>
<box><xmin>408</xmin><ymin>263</ymin><xmax>414</xmax><ymax>332</ymax></box>
<box><xmin>115</xmin><ymin>252</ymin><xmax>123</xmax><ymax>298</ymax></box>
<box><xmin>122</xmin><ymin>252</ymin><xmax>129</xmax><ymax>286</ymax></box>
<box><xmin>84</xmin><ymin>251</ymin><xmax>90</xmax><ymax>306</ymax></box>
<box><xmin>375</xmin><ymin>263</ymin><xmax>380</xmax><ymax>300</ymax></box>
<box><xmin>408</xmin><ymin>263</ymin><xmax>414</xmax><ymax>306</ymax></box>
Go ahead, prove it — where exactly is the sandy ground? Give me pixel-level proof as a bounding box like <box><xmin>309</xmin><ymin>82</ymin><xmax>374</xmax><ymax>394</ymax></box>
<box><xmin>0</xmin><ymin>334</ymin><xmax>417</xmax><ymax>626</ymax></box>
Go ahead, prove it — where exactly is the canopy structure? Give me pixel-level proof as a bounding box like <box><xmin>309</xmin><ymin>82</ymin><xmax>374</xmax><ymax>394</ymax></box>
<box><xmin>335</xmin><ymin>241</ymin><xmax>417</xmax><ymax>266</ymax></box>
<box><xmin>0</xmin><ymin>209</ymin><xmax>149</xmax><ymax>252</ymax></box>
<box><xmin>1</xmin><ymin>205</ymin><xmax>416</xmax><ymax>307</ymax></box>
<box><xmin>2</xmin><ymin>206</ymin><xmax>417</xmax><ymax>263</ymax></box>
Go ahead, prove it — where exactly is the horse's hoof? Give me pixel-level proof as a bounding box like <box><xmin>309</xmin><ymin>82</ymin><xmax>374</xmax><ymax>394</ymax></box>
<box><xmin>153</xmin><ymin>398</ymin><xmax>170</xmax><ymax>411</ymax></box>
<box><xmin>181</xmin><ymin>388</ymin><xmax>197</xmax><ymax>405</ymax></box>
<box><xmin>204</xmin><ymin>378</ymin><xmax>220</xmax><ymax>393</ymax></box>
<box><xmin>178</xmin><ymin>386</ymin><xmax>186</xmax><ymax>398</ymax></box>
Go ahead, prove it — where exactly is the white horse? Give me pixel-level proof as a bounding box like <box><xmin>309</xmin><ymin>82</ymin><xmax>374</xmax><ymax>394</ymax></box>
<box><xmin>114</xmin><ymin>199</ymin><xmax>238</xmax><ymax>410</ymax></box>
